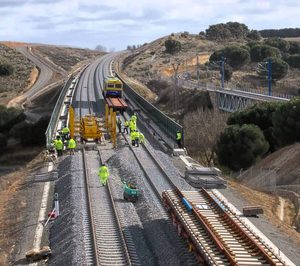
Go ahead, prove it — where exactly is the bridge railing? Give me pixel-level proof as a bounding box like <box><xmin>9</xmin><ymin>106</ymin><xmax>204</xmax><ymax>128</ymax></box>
<box><xmin>45</xmin><ymin>75</ymin><xmax>73</xmax><ymax>148</ymax></box>
<box><xmin>116</xmin><ymin>74</ymin><xmax>183</xmax><ymax>142</ymax></box>
<box><xmin>174</xmin><ymin>78</ymin><xmax>294</xmax><ymax>100</ymax></box>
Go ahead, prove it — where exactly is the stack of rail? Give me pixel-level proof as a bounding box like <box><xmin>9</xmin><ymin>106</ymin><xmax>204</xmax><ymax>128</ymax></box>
<box><xmin>163</xmin><ymin>188</ymin><xmax>285</xmax><ymax>265</ymax></box>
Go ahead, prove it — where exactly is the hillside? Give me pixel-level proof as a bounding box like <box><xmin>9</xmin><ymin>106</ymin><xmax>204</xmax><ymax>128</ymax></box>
<box><xmin>122</xmin><ymin>32</ymin><xmax>300</xmax><ymax>97</ymax></box>
<box><xmin>0</xmin><ymin>43</ymin><xmax>104</xmax><ymax>105</ymax></box>
<box><xmin>0</xmin><ymin>44</ymin><xmax>35</xmax><ymax>104</ymax></box>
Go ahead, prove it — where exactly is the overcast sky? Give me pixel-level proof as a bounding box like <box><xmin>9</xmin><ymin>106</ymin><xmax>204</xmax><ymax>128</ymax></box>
<box><xmin>1</xmin><ymin>0</ymin><xmax>299</xmax><ymax>51</ymax></box>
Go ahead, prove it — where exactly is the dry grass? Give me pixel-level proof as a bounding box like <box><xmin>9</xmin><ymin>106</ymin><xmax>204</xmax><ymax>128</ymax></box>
<box><xmin>284</xmin><ymin>37</ymin><xmax>300</xmax><ymax>43</ymax></box>
<box><xmin>228</xmin><ymin>179</ymin><xmax>300</xmax><ymax>244</ymax></box>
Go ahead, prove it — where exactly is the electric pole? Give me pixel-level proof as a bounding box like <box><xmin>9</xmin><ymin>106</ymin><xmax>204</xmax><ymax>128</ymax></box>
<box><xmin>268</xmin><ymin>58</ymin><xmax>272</xmax><ymax>96</ymax></box>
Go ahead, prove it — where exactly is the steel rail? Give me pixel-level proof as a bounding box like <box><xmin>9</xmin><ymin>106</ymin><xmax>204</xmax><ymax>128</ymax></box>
<box><xmin>97</xmin><ymin>149</ymin><xmax>132</xmax><ymax>266</ymax></box>
<box><xmin>82</xmin><ymin>148</ymin><xmax>100</xmax><ymax>265</ymax></box>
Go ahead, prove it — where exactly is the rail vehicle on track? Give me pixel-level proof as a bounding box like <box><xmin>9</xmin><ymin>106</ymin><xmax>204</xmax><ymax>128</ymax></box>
<box><xmin>103</xmin><ymin>76</ymin><xmax>128</xmax><ymax>113</ymax></box>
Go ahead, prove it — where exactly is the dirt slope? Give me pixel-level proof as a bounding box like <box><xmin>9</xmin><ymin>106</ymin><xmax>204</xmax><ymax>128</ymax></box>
<box><xmin>239</xmin><ymin>143</ymin><xmax>300</xmax><ymax>193</ymax></box>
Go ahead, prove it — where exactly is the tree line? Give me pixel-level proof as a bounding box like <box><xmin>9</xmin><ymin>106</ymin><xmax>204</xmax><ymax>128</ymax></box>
<box><xmin>260</xmin><ymin>28</ymin><xmax>300</xmax><ymax>38</ymax></box>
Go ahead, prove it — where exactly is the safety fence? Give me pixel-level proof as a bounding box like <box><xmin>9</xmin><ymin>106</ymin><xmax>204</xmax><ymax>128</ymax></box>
<box><xmin>116</xmin><ymin>74</ymin><xmax>183</xmax><ymax>143</ymax></box>
<box><xmin>45</xmin><ymin>75</ymin><xmax>74</xmax><ymax>148</ymax></box>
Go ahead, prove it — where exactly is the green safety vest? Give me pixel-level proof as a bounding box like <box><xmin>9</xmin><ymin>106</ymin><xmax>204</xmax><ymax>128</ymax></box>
<box><xmin>55</xmin><ymin>140</ymin><xmax>63</xmax><ymax>150</ymax></box>
<box><xmin>176</xmin><ymin>132</ymin><xmax>182</xmax><ymax>140</ymax></box>
<box><xmin>62</xmin><ymin>127</ymin><xmax>70</xmax><ymax>134</ymax></box>
<box><xmin>98</xmin><ymin>166</ymin><xmax>109</xmax><ymax>179</ymax></box>
<box><xmin>68</xmin><ymin>139</ymin><xmax>76</xmax><ymax>149</ymax></box>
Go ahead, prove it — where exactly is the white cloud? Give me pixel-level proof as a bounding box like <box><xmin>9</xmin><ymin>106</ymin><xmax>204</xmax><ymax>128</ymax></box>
<box><xmin>0</xmin><ymin>0</ymin><xmax>299</xmax><ymax>50</ymax></box>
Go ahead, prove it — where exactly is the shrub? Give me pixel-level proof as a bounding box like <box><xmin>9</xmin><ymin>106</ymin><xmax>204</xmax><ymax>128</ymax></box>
<box><xmin>0</xmin><ymin>62</ymin><xmax>14</xmax><ymax>76</ymax></box>
<box><xmin>262</xmin><ymin>57</ymin><xmax>289</xmax><ymax>80</ymax></box>
<box><xmin>273</xmin><ymin>98</ymin><xmax>300</xmax><ymax>146</ymax></box>
<box><xmin>206</xmin><ymin>22</ymin><xmax>249</xmax><ymax>40</ymax></box>
<box><xmin>216</xmin><ymin>124</ymin><xmax>269</xmax><ymax>170</ymax></box>
<box><xmin>247</xmin><ymin>30</ymin><xmax>262</xmax><ymax>41</ymax></box>
<box><xmin>164</xmin><ymin>39</ymin><xmax>182</xmax><ymax>54</ymax></box>
<box><xmin>250</xmin><ymin>44</ymin><xmax>281</xmax><ymax>62</ymax></box>
<box><xmin>284</xmin><ymin>55</ymin><xmax>300</xmax><ymax>68</ymax></box>
<box><xmin>227</xmin><ymin>102</ymin><xmax>280</xmax><ymax>151</ymax></box>
<box><xmin>210</xmin><ymin>45</ymin><xmax>250</xmax><ymax>69</ymax></box>
<box><xmin>264</xmin><ymin>37</ymin><xmax>290</xmax><ymax>52</ymax></box>
<box><xmin>289</xmin><ymin>42</ymin><xmax>300</xmax><ymax>54</ymax></box>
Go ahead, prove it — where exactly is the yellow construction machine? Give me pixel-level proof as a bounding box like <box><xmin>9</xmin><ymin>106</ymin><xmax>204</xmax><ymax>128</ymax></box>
<box><xmin>80</xmin><ymin>114</ymin><xmax>102</xmax><ymax>142</ymax></box>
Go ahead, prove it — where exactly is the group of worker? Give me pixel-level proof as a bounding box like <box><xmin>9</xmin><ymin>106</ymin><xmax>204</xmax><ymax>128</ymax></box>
<box><xmin>116</xmin><ymin>113</ymin><xmax>145</xmax><ymax>147</ymax></box>
<box><xmin>51</xmin><ymin>126</ymin><xmax>77</xmax><ymax>156</ymax></box>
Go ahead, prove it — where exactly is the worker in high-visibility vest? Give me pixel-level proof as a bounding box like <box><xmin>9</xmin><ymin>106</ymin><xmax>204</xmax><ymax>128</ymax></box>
<box><xmin>61</xmin><ymin>126</ymin><xmax>70</xmax><ymax>142</ymax></box>
<box><xmin>129</xmin><ymin>120</ymin><xmax>135</xmax><ymax>133</ymax></box>
<box><xmin>131</xmin><ymin>113</ymin><xmax>137</xmax><ymax>122</ymax></box>
<box><xmin>54</xmin><ymin>136</ymin><xmax>64</xmax><ymax>156</ymax></box>
<box><xmin>130</xmin><ymin>130</ymin><xmax>136</xmax><ymax>146</ymax></box>
<box><xmin>176</xmin><ymin>131</ymin><xmax>182</xmax><ymax>148</ymax></box>
<box><xmin>68</xmin><ymin>138</ymin><xmax>76</xmax><ymax>155</ymax></box>
<box><xmin>98</xmin><ymin>164</ymin><xmax>109</xmax><ymax>186</ymax></box>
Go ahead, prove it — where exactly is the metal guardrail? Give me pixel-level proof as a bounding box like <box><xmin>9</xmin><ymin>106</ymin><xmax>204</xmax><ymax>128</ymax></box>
<box><xmin>45</xmin><ymin>75</ymin><xmax>74</xmax><ymax>148</ymax></box>
<box><xmin>176</xmin><ymin>78</ymin><xmax>294</xmax><ymax>100</ymax></box>
<box><xmin>116</xmin><ymin>74</ymin><xmax>183</xmax><ymax>142</ymax></box>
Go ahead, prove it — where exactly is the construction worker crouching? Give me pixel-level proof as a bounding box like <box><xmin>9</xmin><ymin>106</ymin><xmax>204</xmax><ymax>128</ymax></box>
<box><xmin>68</xmin><ymin>138</ymin><xmax>76</xmax><ymax>155</ymax></box>
<box><xmin>54</xmin><ymin>136</ymin><xmax>64</xmax><ymax>156</ymax></box>
<box><xmin>98</xmin><ymin>163</ymin><xmax>109</xmax><ymax>186</ymax></box>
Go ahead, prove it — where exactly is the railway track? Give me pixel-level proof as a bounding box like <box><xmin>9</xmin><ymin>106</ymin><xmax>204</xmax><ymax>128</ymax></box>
<box><xmin>82</xmin><ymin>148</ymin><xmax>132</xmax><ymax>265</ymax></box>
<box><xmin>119</xmin><ymin>112</ymin><xmax>288</xmax><ymax>265</ymax></box>
<box><xmin>163</xmin><ymin>189</ymin><xmax>287</xmax><ymax>265</ymax></box>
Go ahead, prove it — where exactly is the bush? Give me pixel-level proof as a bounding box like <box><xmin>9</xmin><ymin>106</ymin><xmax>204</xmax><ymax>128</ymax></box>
<box><xmin>0</xmin><ymin>61</ymin><xmax>14</xmax><ymax>76</ymax></box>
<box><xmin>10</xmin><ymin>116</ymin><xmax>50</xmax><ymax>145</ymax></box>
<box><xmin>284</xmin><ymin>55</ymin><xmax>300</xmax><ymax>68</ymax></box>
<box><xmin>247</xmin><ymin>30</ymin><xmax>262</xmax><ymax>41</ymax></box>
<box><xmin>263</xmin><ymin>57</ymin><xmax>289</xmax><ymax>80</ymax></box>
<box><xmin>227</xmin><ymin>102</ymin><xmax>280</xmax><ymax>151</ymax></box>
<box><xmin>289</xmin><ymin>42</ymin><xmax>300</xmax><ymax>54</ymax></box>
<box><xmin>250</xmin><ymin>44</ymin><xmax>281</xmax><ymax>62</ymax></box>
<box><xmin>164</xmin><ymin>39</ymin><xmax>182</xmax><ymax>54</ymax></box>
<box><xmin>216</xmin><ymin>124</ymin><xmax>269</xmax><ymax>170</ymax></box>
<box><xmin>273</xmin><ymin>98</ymin><xmax>300</xmax><ymax>146</ymax></box>
<box><xmin>210</xmin><ymin>45</ymin><xmax>250</xmax><ymax>69</ymax></box>
<box><xmin>206</xmin><ymin>22</ymin><xmax>249</xmax><ymax>40</ymax></box>
<box><xmin>0</xmin><ymin>105</ymin><xmax>25</xmax><ymax>133</ymax></box>
<box><xmin>264</xmin><ymin>37</ymin><xmax>290</xmax><ymax>53</ymax></box>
